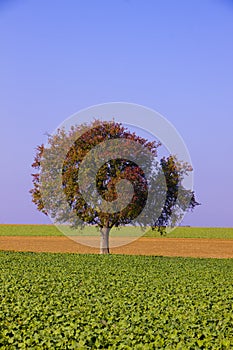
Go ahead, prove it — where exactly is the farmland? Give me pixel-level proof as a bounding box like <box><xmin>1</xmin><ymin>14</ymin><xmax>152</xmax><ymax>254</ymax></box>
<box><xmin>1</xmin><ymin>225</ymin><xmax>233</xmax><ymax>258</ymax></box>
<box><xmin>1</xmin><ymin>252</ymin><xmax>233</xmax><ymax>349</ymax></box>
<box><xmin>1</xmin><ymin>226</ymin><xmax>233</xmax><ymax>348</ymax></box>
<box><xmin>1</xmin><ymin>225</ymin><xmax>233</xmax><ymax>239</ymax></box>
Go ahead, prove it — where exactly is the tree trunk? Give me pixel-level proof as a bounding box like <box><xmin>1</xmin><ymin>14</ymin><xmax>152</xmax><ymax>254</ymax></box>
<box><xmin>100</xmin><ymin>227</ymin><xmax>110</xmax><ymax>254</ymax></box>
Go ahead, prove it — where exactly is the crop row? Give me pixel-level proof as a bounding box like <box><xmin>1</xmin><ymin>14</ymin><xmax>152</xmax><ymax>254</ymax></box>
<box><xmin>0</xmin><ymin>252</ymin><xmax>233</xmax><ymax>349</ymax></box>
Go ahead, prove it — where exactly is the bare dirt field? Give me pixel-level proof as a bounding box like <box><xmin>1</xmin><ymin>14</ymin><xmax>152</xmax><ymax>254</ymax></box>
<box><xmin>1</xmin><ymin>236</ymin><xmax>233</xmax><ymax>258</ymax></box>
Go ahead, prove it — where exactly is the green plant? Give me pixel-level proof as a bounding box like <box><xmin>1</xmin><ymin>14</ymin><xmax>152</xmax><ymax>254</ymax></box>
<box><xmin>1</xmin><ymin>252</ymin><xmax>232</xmax><ymax>349</ymax></box>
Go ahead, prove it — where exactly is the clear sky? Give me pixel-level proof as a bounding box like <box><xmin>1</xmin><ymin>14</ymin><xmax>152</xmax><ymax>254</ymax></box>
<box><xmin>0</xmin><ymin>0</ymin><xmax>233</xmax><ymax>226</ymax></box>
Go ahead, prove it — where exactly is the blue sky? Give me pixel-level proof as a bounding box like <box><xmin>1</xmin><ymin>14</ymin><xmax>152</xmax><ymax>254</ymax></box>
<box><xmin>0</xmin><ymin>0</ymin><xmax>232</xmax><ymax>226</ymax></box>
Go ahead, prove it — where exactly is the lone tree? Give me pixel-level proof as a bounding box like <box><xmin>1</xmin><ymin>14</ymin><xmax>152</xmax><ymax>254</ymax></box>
<box><xmin>30</xmin><ymin>120</ymin><xmax>199</xmax><ymax>253</ymax></box>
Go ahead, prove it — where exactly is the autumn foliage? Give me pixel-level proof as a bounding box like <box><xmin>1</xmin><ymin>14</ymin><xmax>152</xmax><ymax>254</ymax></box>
<box><xmin>30</xmin><ymin>120</ymin><xmax>199</xmax><ymax>253</ymax></box>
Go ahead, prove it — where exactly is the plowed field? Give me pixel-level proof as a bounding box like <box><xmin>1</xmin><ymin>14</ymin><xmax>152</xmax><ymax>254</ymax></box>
<box><xmin>1</xmin><ymin>236</ymin><xmax>233</xmax><ymax>258</ymax></box>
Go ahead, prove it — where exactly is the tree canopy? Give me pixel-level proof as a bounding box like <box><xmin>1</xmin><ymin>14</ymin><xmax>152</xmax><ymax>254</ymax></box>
<box><xmin>30</xmin><ymin>120</ymin><xmax>199</xmax><ymax>253</ymax></box>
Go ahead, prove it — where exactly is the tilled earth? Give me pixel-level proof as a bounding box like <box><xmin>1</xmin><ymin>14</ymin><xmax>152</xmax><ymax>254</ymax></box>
<box><xmin>0</xmin><ymin>236</ymin><xmax>233</xmax><ymax>258</ymax></box>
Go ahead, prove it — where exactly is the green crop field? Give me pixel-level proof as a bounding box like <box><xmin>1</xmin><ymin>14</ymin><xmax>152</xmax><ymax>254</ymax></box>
<box><xmin>0</xmin><ymin>225</ymin><xmax>62</xmax><ymax>236</ymax></box>
<box><xmin>145</xmin><ymin>227</ymin><xmax>233</xmax><ymax>239</ymax></box>
<box><xmin>1</xmin><ymin>224</ymin><xmax>233</xmax><ymax>239</ymax></box>
<box><xmin>0</xmin><ymin>252</ymin><xmax>232</xmax><ymax>349</ymax></box>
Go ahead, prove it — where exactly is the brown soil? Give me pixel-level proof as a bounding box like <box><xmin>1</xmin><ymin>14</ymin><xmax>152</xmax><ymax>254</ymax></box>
<box><xmin>0</xmin><ymin>236</ymin><xmax>233</xmax><ymax>258</ymax></box>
